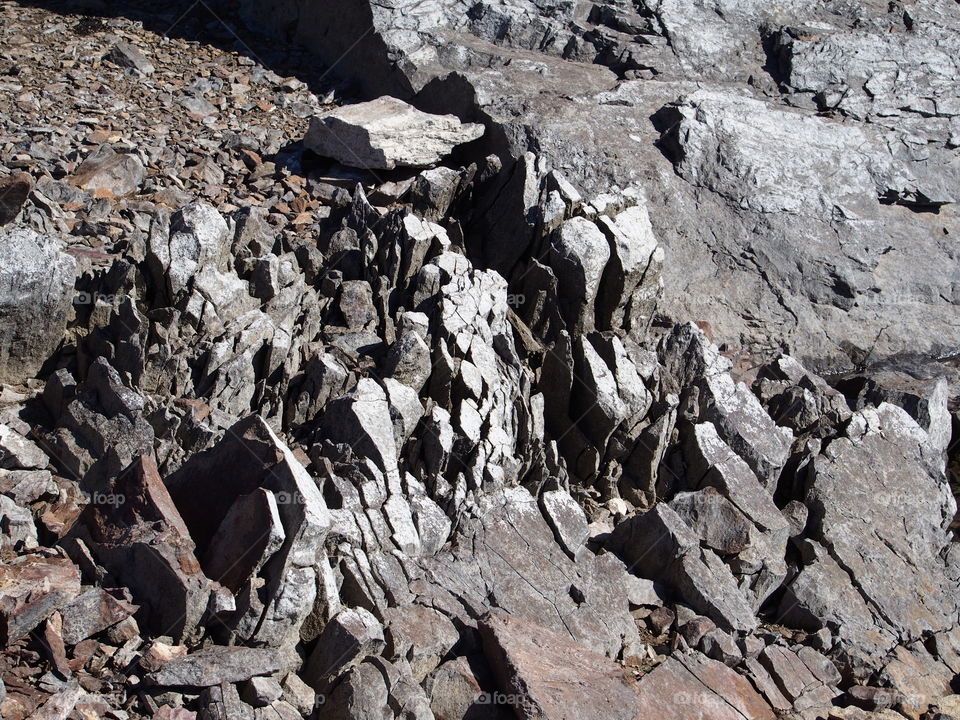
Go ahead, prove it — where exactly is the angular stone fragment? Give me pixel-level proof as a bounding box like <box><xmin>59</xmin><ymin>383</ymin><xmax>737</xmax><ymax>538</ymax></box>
<box><xmin>0</xmin><ymin>227</ymin><xmax>77</xmax><ymax>385</ymax></box>
<box><xmin>0</xmin><ymin>554</ymin><xmax>80</xmax><ymax>645</ymax></box>
<box><xmin>0</xmin><ymin>172</ymin><xmax>32</xmax><ymax>225</ymax></box>
<box><xmin>58</xmin><ymin>588</ymin><xmax>137</xmax><ymax>645</ymax></box>
<box><xmin>607</xmin><ymin>504</ymin><xmax>757</xmax><ymax>632</ymax></box>
<box><xmin>550</xmin><ymin>217</ymin><xmax>610</xmax><ymax>333</ymax></box>
<box><xmin>479</xmin><ymin>610</ymin><xmax>642</xmax><ymax>720</ymax></box>
<box><xmin>149</xmin><ymin>646</ymin><xmax>283</xmax><ymax>687</ymax></box>
<box><xmin>202</xmin><ymin>488</ymin><xmax>286</xmax><ymax>594</ymax></box>
<box><xmin>70</xmin><ymin>145</ymin><xmax>145</xmax><ymax>197</ymax></box>
<box><xmin>106</xmin><ymin>42</ymin><xmax>155</xmax><ymax>74</ymax></box>
<box><xmin>303</xmin><ymin>607</ymin><xmax>384</xmax><ymax>687</ymax></box>
<box><xmin>663</xmin><ymin>324</ymin><xmax>793</xmax><ymax>486</ymax></box>
<box><xmin>384</xmin><ymin>605</ymin><xmax>459</xmax><ymax>682</ymax></box>
<box><xmin>166</xmin><ymin>416</ymin><xmax>331</xmax><ymax>648</ymax></box>
<box><xmin>0</xmin><ymin>494</ymin><xmax>38</xmax><ymax>552</ymax></box>
<box><xmin>428</xmin><ymin>655</ymin><xmax>512</xmax><ymax>720</ymax></box>
<box><xmin>669</xmin><ymin>487</ymin><xmax>751</xmax><ymax>555</ymax></box>
<box><xmin>0</xmin><ymin>424</ymin><xmax>47</xmax><ymax>470</ymax></box>
<box><xmin>635</xmin><ymin>652</ymin><xmax>774</xmax><ymax>719</ymax></box>
<box><xmin>85</xmin><ymin>453</ymin><xmax>210</xmax><ymax>642</ymax></box>
<box><xmin>539</xmin><ymin>488</ymin><xmax>589</xmax><ymax>558</ymax></box>
<box><xmin>304</xmin><ymin>96</ymin><xmax>484</xmax><ymax>170</ymax></box>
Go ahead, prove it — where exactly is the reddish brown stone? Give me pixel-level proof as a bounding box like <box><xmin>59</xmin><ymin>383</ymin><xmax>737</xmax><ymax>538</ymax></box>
<box><xmin>0</xmin><ymin>554</ymin><xmax>81</xmax><ymax>646</ymax></box>
<box><xmin>479</xmin><ymin>610</ymin><xmax>642</xmax><ymax>720</ymax></box>
<box><xmin>0</xmin><ymin>173</ymin><xmax>33</xmax><ymax>225</ymax></box>
<box><xmin>635</xmin><ymin>652</ymin><xmax>775</xmax><ymax>720</ymax></box>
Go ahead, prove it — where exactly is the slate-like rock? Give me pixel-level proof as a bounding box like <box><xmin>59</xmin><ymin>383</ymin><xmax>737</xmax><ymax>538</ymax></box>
<box><xmin>0</xmin><ymin>172</ymin><xmax>33</xmax><ymax>225</ymax></box>
<box><xmin>479</xmin><ymin>610</ymin><xmax>642</xmax><ymax>720</ymax></box>
<box><xmin>0</xmin><ymin>553</ymin><xmax>81</xmax><ymax>645</ymax></box>
<box><xmin>148</xmin><ymin>646</ymin><xmax>284</xmax><ymax>687</ymax></box>
<box><xmin>0</xmin><ymin>227</ymin><xmax>77</xmax><ymax>385</ymax></box>
<box><xmin>304</xmin><ymin>96</ymin><xmax>484</xmax><ymax>170</ymax></box>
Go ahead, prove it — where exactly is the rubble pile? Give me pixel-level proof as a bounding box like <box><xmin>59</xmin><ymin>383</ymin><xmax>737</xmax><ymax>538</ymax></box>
<box><xmin>1</xmin><ymin>0</ymin><xmax>959</xmax><ymax>719</ymax></box>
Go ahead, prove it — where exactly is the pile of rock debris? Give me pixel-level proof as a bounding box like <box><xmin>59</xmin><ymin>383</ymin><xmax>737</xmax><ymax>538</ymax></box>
<box><xmin>1</xmin><ymin>0</ymin><xmax>960</xmax><ymax>719</ymax></box>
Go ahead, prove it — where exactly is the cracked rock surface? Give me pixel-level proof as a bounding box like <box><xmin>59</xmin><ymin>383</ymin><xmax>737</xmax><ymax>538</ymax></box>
<box><xmin>1</xmin><ymin>0</ymin><xmax>959</xmax><ymax>719</ymax></box>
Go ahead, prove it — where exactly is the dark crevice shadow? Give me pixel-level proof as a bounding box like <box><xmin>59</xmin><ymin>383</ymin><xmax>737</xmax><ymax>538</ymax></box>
<box><xmin>9</xmin><ymin>0</ymin><xmax>356</xmax><ymax>98</ymax></box>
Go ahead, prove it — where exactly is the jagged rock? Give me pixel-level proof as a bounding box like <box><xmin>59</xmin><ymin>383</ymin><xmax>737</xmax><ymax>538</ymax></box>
<box><xmin>70</xmin><ymin>144</ymin><xmax>145</xmax><ymax>197</ymax></box>
<box><xmin>539</xmin><ymin>488</ymin><xmax>590</xmax><ymax>559</ymax></box>
<box><xmin>550</xmin><ymin>217</ymin><xmax>610</xmax><ymax>333</ymax></box>
<box><xmin>241</xmin><ymin>676</ymin><xmax>283</xmax><ymax>707</ymax></box>
<box><xmin>280</xmin><ymin>673</ymin><xmax>316</xmax><ymax>717</ymax></box>
<box><xmin>323</xmin><ymin>656</ymin><xmax>432</xmax><ymax>720</ymax></box>
<box><xmin>0</xmin><ymin>227</ymin><xmax>77</xmax><ymax>385</ymax></box>
<box><xmin>148</xmin><ymin>646</ymin><xmax>284</xmax><ymax>687</ymax></box>
<box><xmin>428</xmin><ymin>655</ymin><xmax>511</xmax><ymax>720</ymax></box>
<box><xmin>0</xmin><ymin>553</ymin><xmax>80</xmax><ymax>645</ymax></box>
<box><xmin>27</xmin><ymin>680</ymin><xmax>84</xmax><ymax>720</ymax></box>
<box><xmin>384</xmin><ymin>605</ymin><xmax>458</xmax><ymax>682</ymax></box>
<box><xmin>754</xmin><ymin>356</ymin><xmax>852</xmax><ymax>435</ymax></box>
<box><xmin>663</xmin><ymin>324</ymin><xmax>793</xmax><ymax>486</ymax></box>
<box><xmin>303</xmin><ymin>607</ymin><xmax>385</xmax><ymax>687</ymax></box>
<box><xmin>0</xmin><ymin>494</ymin><xmax>38</xmax><ymax>552</ymax></box>
<box><xmin>836</xmin><ymin>371</ymin><xmax>952</xmax><ymax>456</ymax></box>
<box><xmin>166</xmin><ymin>415</ymin><xmax>331</xmax><ymax>649</ymax></box>
<box><xmin>635</xmin><ymin>651</ymin><xmax>774</xmax><ymax>719</ymax></box>
<box><xmin>0</xmin><ymin>424</ymin><xmax>47</xmax><ymax>470</ymax></box>
<box><xmin>202</xmin><ymin>487</ymin><xmax>286</xmax><ymax>594</ymax></box>
<box><xmin>780</xmin><ymin>403</ymin><xmax>958</xmax><ymax>673</ymax></box>
<box><xmin>58</xmin><ymin>588</ymin><xmax>137</xmax><ymax>645</ymax></box>
<box><xmin>0</xmin><ymin>468</ymin><xmax>55</xmax><ymax>504</ymax></box>
<box><xmin>846</xmin><ymin>686</ymin><xmax>901</xmax><ymax>711</ymax></box>
<box><xmin>84</xmin><ymin>453</ymin><xmax>210</xmax><ymax>642</ymax></box>
<box><xmin>595</xmin><ymin>204</ymin><xmax>663</xmax><ymax>335</ymax></box>
<box><xmin>106</xmin><ymin>42</ymin><xmax>155</xmax><ymax>74</ymax></box>
<box><xmin>479</xmin><ymin>610</ymin><xmax>642</xmax><ymax>720</ymax></box>
<box><xmin>421</xmin><ymin>486</ymin><xmax>641</xmax><ymax>659</ymax></box>
<box><xmin>45</xmin><ymin>361</ymin><xmax>155</xmax><ymax>491</ymax></box>
<box><xmin>757</xmin><ymin>645</ymin><xmax>840</xmax><ymax>718</ymax></box>
<box><xmin>668</xmin><ymin>488</ymin><xmax>751</xmax><ymax>555</ymax></box>
<box><xmin>607</xmin><ymin>503</ymin><xmax>758</xmax><ymax>633</ymax></box>
<box><xmin>0</xmin><ymin>172</ymin><xmax>33</xmax><ymax>225</ymax></box>
<box><xmin>304</xmin><ymin>96</ymin><xmax>484</xmax><ymax>170</ymax></box>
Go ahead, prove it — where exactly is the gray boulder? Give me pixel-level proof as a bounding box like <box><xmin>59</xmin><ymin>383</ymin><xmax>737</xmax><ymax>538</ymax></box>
<box><xmin>304</xmin><ymin>96</ymin><xmax>484</xmax><ymax>170</ymax></box>
<box><xmin>0</xmin><ymin>227</ymin><xmax>76</xmax><ymax>384</ymax></box>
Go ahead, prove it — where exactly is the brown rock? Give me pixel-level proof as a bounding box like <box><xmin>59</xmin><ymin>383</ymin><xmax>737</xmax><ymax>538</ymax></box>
<box><xmin>0</xmin><ymin>172</ymin><xmax>32</xmax><ymax>225</ymax></box>
<box><xmin>85</xmin><ymin>453</ymin><xmax>210</xmax><ymax>642</ymax></box>
<box><xmin>0</xmin><ymin>553</ymin><xmax>81</xmax><ymax>645</ymax></box>
<box><xmin>479</xmin><ymin>610</ymin><xmax>642</xmax><ymax>720</ymax></box>
<box><xmin>635</xmin><ymin>652</ymin><xmax>775</xmax><ymax>719</ymax></box>
<box><xmin>148</xmin><ymin>646</ymin><xmax>284</xmax><ymax>687</ymax></box>
<box><xmin>58</xmin><ymin>588</ymin><xmax>138</xmax><ymax>645</ymax></box>
<box><xmin>69</xmin><ymin>145</ymin><xmax>145</xmax><ymax>197</ymax></box>
<box><xmin>42</xmin><ymin>612</ymin><xmax>70</xmax><ymax>677</ymax></box>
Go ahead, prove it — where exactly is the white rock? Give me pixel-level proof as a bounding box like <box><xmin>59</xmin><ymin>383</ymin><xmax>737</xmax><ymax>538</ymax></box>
<box><xmin>304</xmin><ymin>96</ymin><xmax>484</xmax><ymax>170</ymax></box>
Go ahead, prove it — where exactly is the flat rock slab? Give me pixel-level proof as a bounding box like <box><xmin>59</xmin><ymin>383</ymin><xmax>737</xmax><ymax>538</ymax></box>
<box><xmin>148</xmin><ymin>646</ymin><xmax>284</xmax><ymax>687</ymax></box>
<box><xmin>479</xmin><ymin>610</ymin><xmax>642</xmax><ymax>720</ymax></box>
<box><xmin>635</xmin><ymin>652</ymin><xmax>775</xmax><ymax>720</ymax></box>
<box><xmin>304</xmin><ymin>96</ymin><xmax>484</xmax><ymax>170</ymax></box>
<box><xmin>0</xmin><ymin>554</ymin><xmax>81</xmax><ymax>645</ymax></box>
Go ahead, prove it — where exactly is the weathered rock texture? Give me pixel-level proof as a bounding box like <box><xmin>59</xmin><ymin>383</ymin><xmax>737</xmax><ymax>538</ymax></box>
<box><xmin>0</xmin><ymin>2</ymin><xmax>958</xmax><ymax>720</ymax></box>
